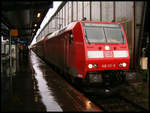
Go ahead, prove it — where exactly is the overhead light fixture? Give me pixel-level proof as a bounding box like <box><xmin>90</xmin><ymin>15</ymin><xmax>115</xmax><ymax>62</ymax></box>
<box><xmin>37</xmin><ymin>12</ymin><xmax>41</xmax><ymax>18</ymax></box>
<box><xmin>33</xmin><ymin>29</ymin><xmax>35</xmax><ymax>32</ymax></box>
<box><xmin>34</xmin><ymin>24</ymin><xmax>37</xmax><ymax>27</ymax></box>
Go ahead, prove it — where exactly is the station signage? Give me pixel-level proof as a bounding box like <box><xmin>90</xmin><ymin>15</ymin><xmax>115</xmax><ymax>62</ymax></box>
<box><xmin>10</xmin><ymin>29</ymin><xmax>18</xmax><ymax>37</ymax></box>
<box><xmin>19</xmin><ymin>40</ymin><xmax>27</xmax><ymax>44</ymax></box>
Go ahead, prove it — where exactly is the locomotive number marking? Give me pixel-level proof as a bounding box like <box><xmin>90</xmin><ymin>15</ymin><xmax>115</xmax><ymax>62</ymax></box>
<box><xmin>102</xmin><ymin>64</ymin><xmax>116</xmax><ymax>68</ymax></box>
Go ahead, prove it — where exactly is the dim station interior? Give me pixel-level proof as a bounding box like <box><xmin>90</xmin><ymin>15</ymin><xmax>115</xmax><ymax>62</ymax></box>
<box><xmin>1</xmin><ymin>1</ymin><xmax>149</xmax><ymax>112</ymax></box>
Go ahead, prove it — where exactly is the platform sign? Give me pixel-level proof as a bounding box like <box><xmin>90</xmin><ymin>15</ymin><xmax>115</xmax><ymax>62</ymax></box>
<box><xmin>10</xmin><ymin>29</ymin><xmax>18</xmax><ymax>37</ymax></box>
<box><xmin>19</xmin><ymin>40</ymin><xmax>27</xmax><ymax>44</ymax></box>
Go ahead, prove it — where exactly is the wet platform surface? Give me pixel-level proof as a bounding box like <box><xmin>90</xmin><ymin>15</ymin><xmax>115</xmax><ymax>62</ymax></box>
<box><xmin>1</xmin><ymin>51</ymin><xmax>102</xmax><ymax>112</ymax></box>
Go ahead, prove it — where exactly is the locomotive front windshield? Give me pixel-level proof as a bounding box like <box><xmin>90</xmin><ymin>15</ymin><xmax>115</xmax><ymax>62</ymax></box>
<box><xmin>83</xmin><ymin>22</ymin><xmax>125</xmax><ymax>44</ymax></box>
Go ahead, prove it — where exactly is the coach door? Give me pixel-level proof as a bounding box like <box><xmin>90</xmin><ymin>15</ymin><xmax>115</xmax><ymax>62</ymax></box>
<box><xmin>64</xmin><ymin>33</ymin><xmax>69</xmax><ymax>72</ymax></box>
<box><xmin>64</xmin><ymin>31</ymin><xmax>73</xmax><ymax>73</ymax></box>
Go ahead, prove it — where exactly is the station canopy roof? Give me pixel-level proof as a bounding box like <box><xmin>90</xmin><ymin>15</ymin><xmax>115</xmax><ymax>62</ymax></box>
<box><xmin>1</xmin><ymin>0</ymin><xmax>53</xmax><ymax>45</ymax></box>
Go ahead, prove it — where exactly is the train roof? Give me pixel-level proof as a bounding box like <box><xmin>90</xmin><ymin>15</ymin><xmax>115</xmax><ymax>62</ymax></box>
<box><xmin>46</xmin><ymin>20</ymin><xmax>121</xmax><ymax>40</ymax></box>
<box><xmin>46</xmin><ymin>21</ymin><xmax>78</xmax><ymax>40</ymax></box>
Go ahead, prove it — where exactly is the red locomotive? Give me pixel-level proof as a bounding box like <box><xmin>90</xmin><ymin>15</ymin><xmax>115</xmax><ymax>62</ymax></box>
<box><xmin>31</xmin><ymin>21</ymin><xmax>130</xmax><ymax>92</ymax></box>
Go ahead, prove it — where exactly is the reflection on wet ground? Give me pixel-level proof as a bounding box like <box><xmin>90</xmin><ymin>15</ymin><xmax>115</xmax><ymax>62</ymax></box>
<box><xmin>30</xmin><ymin>52</ymin><xmax>62</xmax><ymax>111</ymax></box>
<box><xmin>1</xmin><ymin>51</ymin><xmax>101</xmax><ymax>112</ymax></box>
<box><xmin>1</xmin><ymin>52</ymin><xmax>46</xmax><ymax>112</ymax></box>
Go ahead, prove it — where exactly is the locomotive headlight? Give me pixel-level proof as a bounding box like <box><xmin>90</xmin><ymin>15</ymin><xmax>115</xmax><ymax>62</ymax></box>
<box><xmin>88</xmin><ymin>64</ymin><xmax>98</xmax><ymax>69</ymax></box>
<box><xmin>122</xmin><ymin>63</ymin><xmax>127</xmax><ymax>67</ymax></box>
<box><xmin>105</xmin><ymin>45</ymin><xmax>110</xmax><ymax>50</ymax></box>
<box><xmin>88</xmin><ymin>64</ymin><xmax>93</xmax><ymax>69</ymax></box>
<box><xmin>119</xmin><ymin>62</ymin><xmax>127</xmax><ymax>67</ymax></box>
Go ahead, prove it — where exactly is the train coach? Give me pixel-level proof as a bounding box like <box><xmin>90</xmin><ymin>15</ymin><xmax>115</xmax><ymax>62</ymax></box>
<box><xmin>31</xmin><ymin>21</ymin><xmax>130</xmax><ymax>92</ymax></box>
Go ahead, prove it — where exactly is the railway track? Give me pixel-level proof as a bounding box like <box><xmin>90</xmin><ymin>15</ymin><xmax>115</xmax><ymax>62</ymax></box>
<box><xmin>85</xmin><ymin>93</ymin><xmax>148</xmax><ymax>112</ymax></box>
<box><xmin>57</xmin><ymin>71</ymin><xmax>148</xmax><ymax>112</ymax></box>
<box><xmin>39</xmin><ymin>58</ymin><xmax>148</xmax><ymax>112</ymax></box>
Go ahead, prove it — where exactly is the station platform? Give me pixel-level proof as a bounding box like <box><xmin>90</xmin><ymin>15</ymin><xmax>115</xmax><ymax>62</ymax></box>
<box><xmin>1</xmin><ymin>51</ymin><xmax>102</xmax><ymax>112</ymax></box>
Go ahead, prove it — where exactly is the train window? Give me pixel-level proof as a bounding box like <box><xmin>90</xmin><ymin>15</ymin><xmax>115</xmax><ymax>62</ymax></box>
<box><xmin>104</xmin><ymin>28</ymin><xmax>124</xmax><ymax>43</ymax></box>
<box><xmin>84</xmin><ymin>26</ymin><xmax>106</xmax><ymax>43</ymax></box>
<box><xmin>83</xmin><ymin>22</ymin><xmax>125</xmax><ymax>44</ymax></box>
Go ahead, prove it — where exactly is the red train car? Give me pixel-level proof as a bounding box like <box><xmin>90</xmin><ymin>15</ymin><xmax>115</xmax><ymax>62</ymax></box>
<box><xmin>31</xmin><ymin>21</ymin><xmax>130</xmax><ymax>91</ymax></box>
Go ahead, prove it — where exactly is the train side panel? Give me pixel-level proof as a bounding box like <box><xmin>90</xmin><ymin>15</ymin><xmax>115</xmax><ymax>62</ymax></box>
<box><xmin>44</xmin><ymin>32</ymin><xmax>71</xmax><ymax>75</ymax></box>
<box><xmin>43</xmin><ymin>22</ymin><xmax>86</xmax><ymax>79</ymax></box>
<box><xmin>72</xmin><ymin>22</ymin><xmax>87</xmax><ymax>78</ymax></box>
<box><xmin>45</xmin><ymin>36</ymin><xmax>57</xmax><ymax>65</ymax></box>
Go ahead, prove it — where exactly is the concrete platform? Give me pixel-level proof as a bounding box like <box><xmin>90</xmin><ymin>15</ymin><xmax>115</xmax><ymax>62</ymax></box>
<box><xmin>1</xmin><ymin>51</ymin><xmax>102</xmax><ymax>112</ymax></box>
